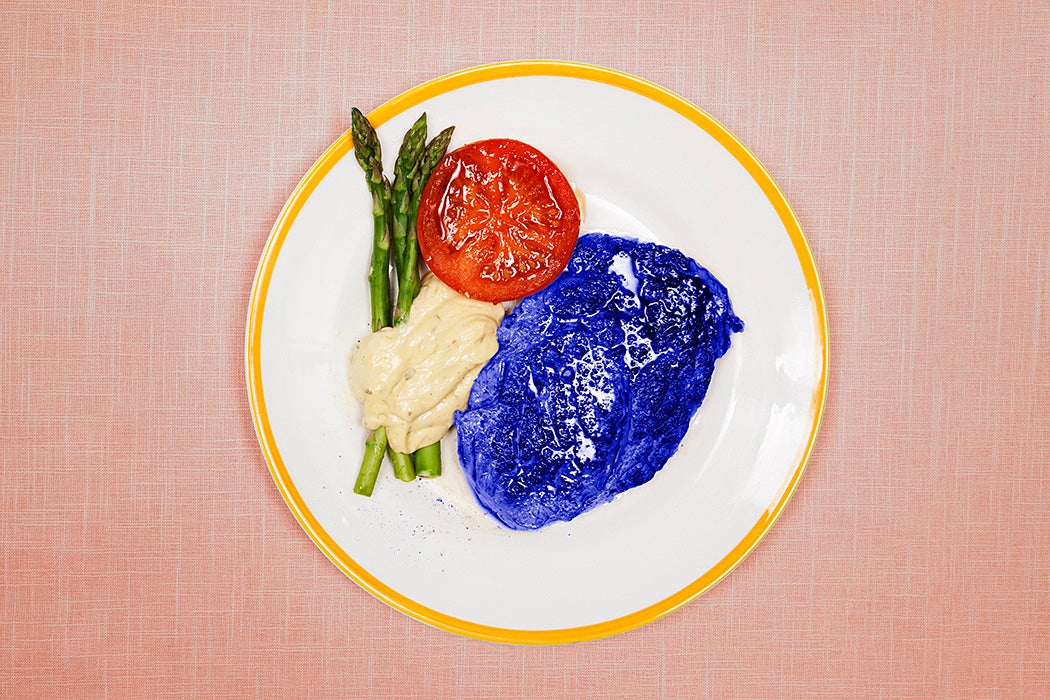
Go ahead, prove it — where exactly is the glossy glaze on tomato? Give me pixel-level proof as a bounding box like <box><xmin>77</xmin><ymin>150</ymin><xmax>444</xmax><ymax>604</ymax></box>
<box><xmin>417</xmin><ymin>139</ymin><xmax>581</xmax><ymax>302</ymax></box>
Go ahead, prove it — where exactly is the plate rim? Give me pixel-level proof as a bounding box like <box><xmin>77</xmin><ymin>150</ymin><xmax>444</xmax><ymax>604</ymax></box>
<box><xmin>245</xmin><ymin>59</ymin><xmax>829</xmax><ymax>645</ymax></box>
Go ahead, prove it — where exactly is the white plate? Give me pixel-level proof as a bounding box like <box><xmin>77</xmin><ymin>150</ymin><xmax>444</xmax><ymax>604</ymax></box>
<box><xmin>246</xmin><ymin>61</ymin><xmax>828</xmax><ymax>644</ymax></box>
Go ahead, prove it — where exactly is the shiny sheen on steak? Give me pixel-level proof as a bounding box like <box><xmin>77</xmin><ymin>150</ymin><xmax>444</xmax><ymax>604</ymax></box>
<box><xmin>454</xmin><ymin>233</ymin><xmax>743</xmax><ymax>530</ymax></box>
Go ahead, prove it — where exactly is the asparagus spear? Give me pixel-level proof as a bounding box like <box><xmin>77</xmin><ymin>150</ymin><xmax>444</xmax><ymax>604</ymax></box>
<box><xmin>390</xmin><ymin>113</ymin><xmax>429</xmax><ymax>285</ymax></box>
<box><xmin>382</xmin><ymin>113</ymin><xmax>431</xmax><ymax>480</ymax></box>
<box><xmin>351</xmin><ymin>107</ymin><xmax>392</xmax><ymax>333</ymax></box>
<box><xmin>375</xmin><ymin>112</ymin><xmax>428</xmax><ymax>482</ymax></box>
<box><xmin>349</xmin><ymin>108</ymin><xmax>413</xmax><ymax>492</ymax></box>
<box><xmin>395</xmin><ymin>125</ymin><xmax>455</xmax><ymax>325</ymax></box>
<box><xmin>415</xmin><ymin>126</ymin><xmax>455</xmax><ymax>205</ymax></box>
<box><xmin>354</xmin><ymin>425</ymin><xmax>387</xmax><ymax>497</ymax></box>
<box><xmin>350</xmin><ymin>112</ymin><xmax>455</xmax><ymax>488</ymax></box>
<box><xmin>408</xmin><ymin>126</ymin><xmax>455</xmax><ymax>478</ymax></box>
<box><xmin>413</xmin><ymin>443</ymin><xmax>443</xmax><ymax>479</ymax></box>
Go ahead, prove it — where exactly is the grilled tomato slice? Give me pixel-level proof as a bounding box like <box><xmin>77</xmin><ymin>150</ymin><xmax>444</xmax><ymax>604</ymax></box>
<box><xmin>417</xmin><ymin>138</ymin><xmax>581</xmax><ymax>302</ymax></box>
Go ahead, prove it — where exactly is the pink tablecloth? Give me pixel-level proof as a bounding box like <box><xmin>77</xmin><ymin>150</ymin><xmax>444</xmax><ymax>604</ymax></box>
<box><xmin>3</xmin><ymin>2</ymin><xmax>1048</xmax><ymax>697</ymax></box>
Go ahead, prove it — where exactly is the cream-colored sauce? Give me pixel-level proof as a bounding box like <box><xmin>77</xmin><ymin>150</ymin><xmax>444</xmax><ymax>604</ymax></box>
<box><xmin>572</xmin><ymin>183</ymin><xmax>587</xmax><ymax>222</ymax></box>
<box><xmin>349</xmin><ymin>274</ymin><xmax>505</xmax><ymax>453</ymax></box>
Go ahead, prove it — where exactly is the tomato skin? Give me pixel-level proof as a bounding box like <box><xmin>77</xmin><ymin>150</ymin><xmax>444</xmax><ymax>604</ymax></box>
<box><xmin>417</xmin><ymin>138</ymin><xmax>581</xmax><ymax>303</ymax></box>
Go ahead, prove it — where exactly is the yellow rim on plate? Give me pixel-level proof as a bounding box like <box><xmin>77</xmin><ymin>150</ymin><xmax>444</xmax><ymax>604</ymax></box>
<box><xmin>245</xmin><ymin>60</ymin><xmax>829</xmax><ymax>645</ymax></box>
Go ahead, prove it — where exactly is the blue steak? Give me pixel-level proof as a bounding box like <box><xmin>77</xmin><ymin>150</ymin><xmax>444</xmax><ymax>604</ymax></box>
<box><xmin>454</xmin><ymin>233</ymin><xmax>743</xmax><ymax>530</ymax></box>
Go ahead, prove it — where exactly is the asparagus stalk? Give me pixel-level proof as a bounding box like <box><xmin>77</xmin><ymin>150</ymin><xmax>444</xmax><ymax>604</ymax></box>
<box><xmin>413</xmin><ymin>443</ymin><xmax>443</xmax><ymax>478</ymax></box>
<box><xmin>390</xmin><ymin>113</ymin><xmax>429</xmax><ymax>284</ymax></box>
<box><xmin>408</xmin><ymin>126</ymin><xmax>455</xmax><ymax>478</ymax></box>
<box><xmin>381</xmin><ymin>114</ymin><xmax>431</xmax><ymax>480</ymax></box>
<box><xmin>351</xmin><ymin>107</ymin><xmax>392</xmax><ymax>333</ymax></box>
<box><xmin>354</xmin><ymin>425</ymin><xmax>387</xmax><ymax>497</ymax></box>
<box><xmin>416</xmin><ymin>126</ymin><xmax>456</xmax><ymax>203</ymax></box>
<box><xmin>350</xmin><ymin>112</ymin><xmax>455</xmax><ymax>488</ymax></box>
<box><xmin>349</xmin><ymin>108</ymin><xmax>414</xmax><ymax>492</ymax></box>
<box><xmin>399</xmin><ymin>126</ymin><xmax>455</xmax><ymax>324</ymax></box>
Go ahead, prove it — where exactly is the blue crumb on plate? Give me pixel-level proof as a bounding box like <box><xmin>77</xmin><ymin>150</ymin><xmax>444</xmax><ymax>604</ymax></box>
<box><xmin>454</xmin><ymin>232</ymin><xmax>744</xmax><ymax>531</ymax></box>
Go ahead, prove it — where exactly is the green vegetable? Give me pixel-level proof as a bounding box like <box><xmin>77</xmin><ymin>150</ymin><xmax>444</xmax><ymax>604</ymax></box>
<box><xmin>413</xmin><ymin>442</ymin><xmax>442</xmax><ymax>479</ymax></box>
<box><xmin>349</xmin><ymin>108</ymin><xmax>414</xmax><ymax>491</ymax></box>
<box><xmin>349</xmin><ymin>110</ymin><xmax>456</xmax><ymax>490</ymax></box>
<box><xmin>350</xmin><ymin>107</ymin><xmax>392</xmax><ymax>334</ymax></box>
<box><xmin>354</xmin><ymin>425</ymin><xmax>386</xmax><ymax>497</ymax></box>
<box><xmin>390</xmin><ymin>112</ymin><xmax>428</xmax><ymax>269</ymax></box>
<box><xmin>408</xmin><ymin>127</ymin><xmax>456</xmax><ymax>477</ymax></box>
<box><xmin>415</xmin><ymin>126</ymin><xmax>456</xmax><ymax>208</ymax></box>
